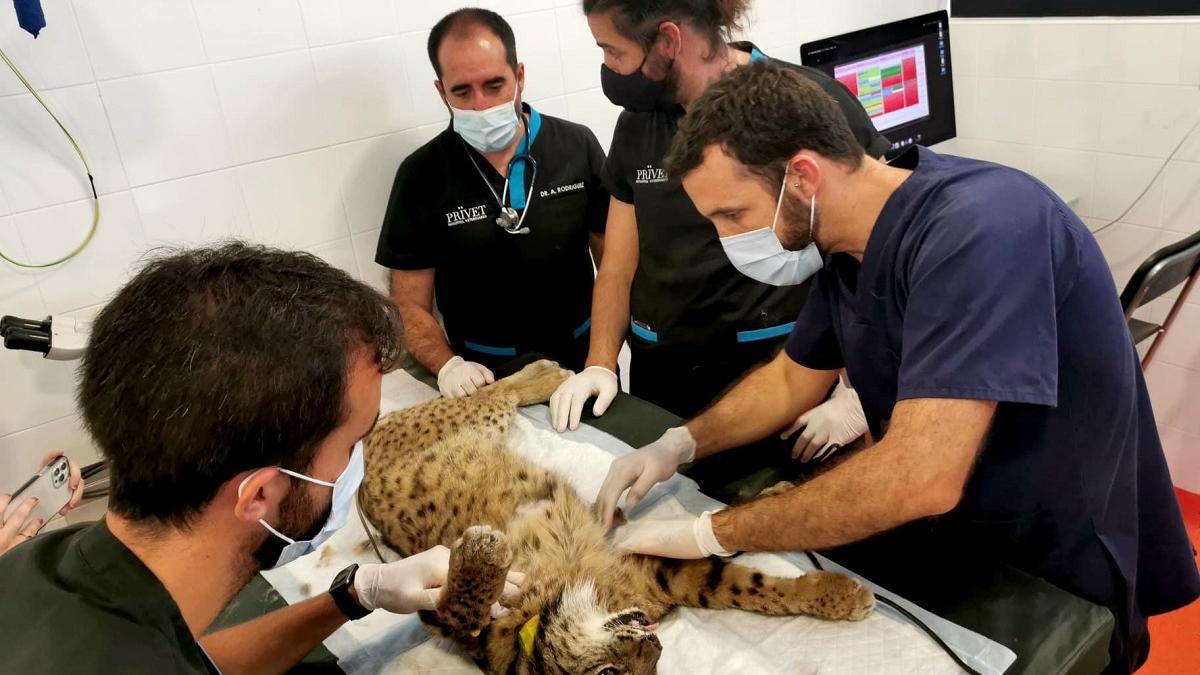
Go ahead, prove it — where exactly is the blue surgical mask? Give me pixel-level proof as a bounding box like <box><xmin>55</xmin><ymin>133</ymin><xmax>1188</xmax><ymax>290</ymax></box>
<box><xmin>719</xmin><ymin>172</ymin><xmax>823</xmax><ymax>286</ymax></box>
<box><xmin>239</xmin><ymin>441</ymin><xmax>365</xmax><ymax>569</ymax></box>
<box><xmin>451</xmin><ymin>99</ymin><xmax>522</xmax><ymax>153</ymax></box>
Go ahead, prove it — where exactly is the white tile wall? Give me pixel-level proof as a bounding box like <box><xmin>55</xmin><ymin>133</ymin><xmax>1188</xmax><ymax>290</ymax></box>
<box><xmin>72</xmin><ymin>0</ymin><xmax>207</xmax><ymax>80</ymax></box>
<box><xmin>237</xmin><ymin>148</ymin><xmax>348</xmax><ymax>249</ymax></box>
<box><xmin>132</xmin><ymin>169</ymin><xmax>252</xmax><ymax>246</ymax></box>
<box><xmin>211</xmin><ymin>50</ymin><xmax>330</xmax><ymax>163</ymax></box>
<box><xmin>7</xmin><ymin>0</ymin><xmax>870</xmax><ymax>483</ymax></box>
<box><xmin>311</xmin><ymin>37</ymin><xmax>413</xmax><ymax>145</ymax></box>
<box><xmin>99</xmin><ymin>67</ymin><xmax>232</xmax><ymax>186</ymax></box>
<box><xmin>298</xmin><ymin>0</ymin><xmax>398</xmax><ymax>48</ymax></box>
<box><xmin>0</xmin><ymin>0</ymin><xmax>92</xmax><ymax>96</ymax></box>
<box><xmin>952</xmin><ymin>17</ymin><xmax>1200</xmax><ymax>492</ymax></box>
<box><xmin>192</xmin><ymin>0</ymin><xmax>310</xmax><ymax>63</ymax></box>
<box><xmin>0</xmin><ymin>83</ymin><xmax>127</xmax><ymax>211</ymax></box>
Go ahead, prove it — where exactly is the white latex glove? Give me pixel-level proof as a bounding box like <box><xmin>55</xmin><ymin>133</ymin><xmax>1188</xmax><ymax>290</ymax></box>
<box><xmin>353</xmin><ymin>545</ymin><xmax>526</xmax><ymax>617</ymax></box>
<box><xmin>781</xmin><ymin>381</ymin><xmax>868</xmax><ymax>463</ymax></box>
<box><xmin>594</xmin><ymin>427</ymin><xmax>696</xmax><ymax>529</ymax></box>
<box><xmin>612</xmin><ymin>511</ymin><xmax>734</xmax><ymax>559</ymax></box>
<box><xmin>549</xmin><ymin>366</ymin><xmax>619</xmax><ymax>432</ymax></box>
<box><xmin>437</xmin><ymin>356</ymin><xmax>495</xmax><ymax>398</ymax></box>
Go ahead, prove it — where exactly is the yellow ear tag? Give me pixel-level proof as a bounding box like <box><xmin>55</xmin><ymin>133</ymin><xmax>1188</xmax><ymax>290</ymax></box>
<box><xmin>518</xmin><ymin>614</ymin><xmax>540</xmax><ymax>656</ymax></box>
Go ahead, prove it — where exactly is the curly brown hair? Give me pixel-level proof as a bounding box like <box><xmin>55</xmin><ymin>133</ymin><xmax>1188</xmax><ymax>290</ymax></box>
<box><xmin>665</xmin><ymin>61</ymin><xmax>865</xmax><ymax>188</ymax></box>
<box><xmin>582</xmin><ymin>0</ymin><xmax>750</xmax><ymax>53</ymax></box>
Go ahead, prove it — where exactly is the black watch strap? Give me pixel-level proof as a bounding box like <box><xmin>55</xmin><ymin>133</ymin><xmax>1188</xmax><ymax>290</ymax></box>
<box><xmin>329</xmin><ymin>563</ymin><xmax>371</xmax><ymax>620</ymax></box>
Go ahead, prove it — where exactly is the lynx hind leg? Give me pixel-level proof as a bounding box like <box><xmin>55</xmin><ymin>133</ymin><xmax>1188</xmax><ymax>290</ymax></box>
<box><xmin>421</xmin><ymin>526</ymin><xmax>515</xmax><ymax>648</ymax></box>
<box><xmin>482</xmin><ymin>359</ymin><xmax>572</xmax><ymax>406</ymax></box>
<box><xmin>655</xmin><ymin>558</ymin><xmax>875</xmax><ymax>622</ymax></box>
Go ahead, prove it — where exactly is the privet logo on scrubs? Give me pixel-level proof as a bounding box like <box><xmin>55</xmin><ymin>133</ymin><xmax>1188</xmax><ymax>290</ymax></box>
<box><xmin>540</xmin><ymin>182</ymin><xmax>585</xmax><ymax>198</ymax></box>
<box><xmin>445</xmin><ymin>204</ymin><xmax>489</xmax><ymax>227</ymax></box>
<box><xmin>635</xmin><ymin>164</ymin><xmax>669</xmax><ymax>185</ymax></box>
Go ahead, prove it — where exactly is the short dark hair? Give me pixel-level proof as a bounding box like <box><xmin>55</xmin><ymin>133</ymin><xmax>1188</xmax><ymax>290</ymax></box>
<box><xmin>427</xmin><ymin>8</ymin><xmax>518</xmax><ymax>80</ymax></box>
<box><xmin>582</xmin><ymin>0</ymin><xmax>750</xmax><ymax>53</ymax></box>
<box><xmin>665</xmin><ymin>61</ymin><xmax>865</xmax><ymax>186</ymax></box>
<box><xmin>79</xmin><ymin>243</ymin><xmax>401</xmax><ymax>527</ymax></box>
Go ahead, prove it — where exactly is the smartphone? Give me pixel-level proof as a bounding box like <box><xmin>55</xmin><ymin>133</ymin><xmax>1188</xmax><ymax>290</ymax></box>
<box><xmin>3</xmin><ymin>456</ymin><xmax>73</xmax><ymax>534</ymax></box>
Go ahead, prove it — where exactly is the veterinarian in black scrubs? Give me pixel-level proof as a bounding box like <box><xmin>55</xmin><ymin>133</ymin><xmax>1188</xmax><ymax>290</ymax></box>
<box><xmin>549</xmin><ymin>0</ymin><xmax>890</xmax><ymax>431</ymax></box>
<box><xmin>601</xmin><ymin>62</ymin><xmax>1200</xmax><ymax>675</ymax></box>
<box><xmin>377</xmin><ymin>9</ymin><xmax>608</xmax><ymax>397</ymax></box>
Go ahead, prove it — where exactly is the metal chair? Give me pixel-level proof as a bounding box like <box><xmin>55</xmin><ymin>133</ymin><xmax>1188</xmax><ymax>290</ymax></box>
<box><xmin>1120</xmin><ymin>229</ymin><xmax>1200</xmax><ymax>369</ymax></box>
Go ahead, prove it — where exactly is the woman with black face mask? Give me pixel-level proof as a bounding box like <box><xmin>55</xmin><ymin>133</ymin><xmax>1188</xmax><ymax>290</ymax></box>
<box><xmin>548</xmin><ymin>0</ymin><xmax>892</xmax><ymax>497</ymax></box>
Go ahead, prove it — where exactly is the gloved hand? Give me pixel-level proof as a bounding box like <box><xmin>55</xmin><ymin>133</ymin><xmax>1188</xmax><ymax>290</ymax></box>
<box><xmin>353</xmin><ymin>545</ymin><xmax>526</xmax><ymax>617</ymax></box>
<box><xmin>594</xmin><ymin>427</ymin><xmax>696</xmax><ymax>529</ymax></box>
<box><xmin>781</xmin><ymin>381</ymin><xmax>867</xmax><ymax>463</ymax></box>
<box><xmin>437</xmin><ymin>356</ymin><xmax>495</xmax><ymax>398</ymax></box>
<box><xmin>549</xmin><ymin>366</ymin><xmax>619</xmax><ymax>432</ymax></box>
<box><xmin>612</xmin><ymin>511</ymin><xmax>734</xmax><ymax>559</ymax></box>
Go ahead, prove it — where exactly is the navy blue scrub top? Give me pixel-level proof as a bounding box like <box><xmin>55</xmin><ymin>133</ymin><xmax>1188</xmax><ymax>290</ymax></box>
<box><xmin>786</xmin><ymin>146</ymin><xmax>1199</xmax><ymax>671</ymax></box>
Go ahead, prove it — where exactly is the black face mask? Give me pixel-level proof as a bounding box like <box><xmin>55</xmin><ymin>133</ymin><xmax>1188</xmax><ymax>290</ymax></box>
<box><xmin>601</xmin><ymin>34</ymin><xmax>682</xmax><ymax>114</ymax></box>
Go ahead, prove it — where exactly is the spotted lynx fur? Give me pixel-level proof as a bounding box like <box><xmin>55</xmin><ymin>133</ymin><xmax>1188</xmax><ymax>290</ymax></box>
<box><xmin>360</xmin><ymin>360</ymin><xmax>874</xmax><ymax>674</ymax></box>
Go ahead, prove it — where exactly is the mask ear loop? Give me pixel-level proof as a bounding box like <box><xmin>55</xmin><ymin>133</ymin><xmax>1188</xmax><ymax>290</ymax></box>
<box><xmin>237</xmin><ymin>466</ymin><xmax>336</xmax><ymax>546</ymax></box>
<box><xmin>770</xmin><ymin>169</ymin><xmax>789</xmax><ymax>232</ymax></box>
<box><xmin>809</xmin><ymin>191</ymin><xmax>818</xmax><ymax>244</ymax></box>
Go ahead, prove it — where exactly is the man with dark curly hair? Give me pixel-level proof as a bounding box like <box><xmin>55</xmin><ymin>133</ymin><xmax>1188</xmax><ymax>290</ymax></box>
<box><xmin>0</xmin><ymin>244</ymin><xmax>522</xmax><ymax>674</ymax></box>
<box><xmin>596</xmin><ymin>61</ymin><xmax>1200</xmax><ymax>675</ymax></box>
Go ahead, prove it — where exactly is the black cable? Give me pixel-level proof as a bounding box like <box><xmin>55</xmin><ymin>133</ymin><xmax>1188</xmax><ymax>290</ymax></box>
<box><xmin>806</xmin><ymin>552</ymin><xmax>984</xmax><ymax>675</ymax></box>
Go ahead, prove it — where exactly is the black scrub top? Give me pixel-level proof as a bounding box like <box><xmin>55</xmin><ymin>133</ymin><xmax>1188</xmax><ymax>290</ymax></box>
<box><xmin>786</xmin><ymin>146</ymin><xmax>1200</xmax><ymax>673</ymax></box>
<box><xmin>603</xmin><ymin>44</ymin><xmax>890</xmax><ymax>353</ymax></box>
<box><xmin>0</xmin><ymin>520</ymin><xmax>221</xmax><ymax>674</ymax></box>
<box><xmin>376</xmin><ymin>104</ymin><xmax>608</xmax><ymax>371</ymax></box>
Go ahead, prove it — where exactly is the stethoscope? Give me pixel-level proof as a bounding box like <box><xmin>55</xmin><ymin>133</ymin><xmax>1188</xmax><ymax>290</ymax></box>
<box><xmin>464</xmin><ymin>123</ymin><xmax>539</xmax><ymax>235</ymax></box>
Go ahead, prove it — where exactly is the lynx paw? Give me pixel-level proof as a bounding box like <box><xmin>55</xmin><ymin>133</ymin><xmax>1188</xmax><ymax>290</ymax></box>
<box><xmin>435</xmin><ymin>526</ymin><xmax>514</xmax><ymax>636</ymax></box>
<box><xmin>803</xmin><ymin>571</ymin><xmax>875</xmax><ymax>621</ymax></box>
<box><xmin>495</xmin><ymin>359</ymin><xmax>572</xmax><ymax>405</ymax></box>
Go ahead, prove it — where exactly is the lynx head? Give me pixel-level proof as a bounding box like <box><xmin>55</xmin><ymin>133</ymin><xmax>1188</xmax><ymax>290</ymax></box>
<box><xmin>518</xmin><ymin>581</ymin><xmax>662</xmax><ymax>675</ymax></box>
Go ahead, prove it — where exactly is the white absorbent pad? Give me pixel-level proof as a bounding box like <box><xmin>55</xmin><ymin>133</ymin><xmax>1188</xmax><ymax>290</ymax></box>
<box><xmin>261</xmin><ymin>370</ymin><xmax>1017</xmax><ymax>674</ymax></box>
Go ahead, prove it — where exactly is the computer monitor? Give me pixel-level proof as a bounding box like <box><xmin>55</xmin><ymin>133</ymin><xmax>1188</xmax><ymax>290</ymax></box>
<box><xmin>801</xmin><ymin>11</ymin><xmax>956</xmax><ymax>155</ymax></box>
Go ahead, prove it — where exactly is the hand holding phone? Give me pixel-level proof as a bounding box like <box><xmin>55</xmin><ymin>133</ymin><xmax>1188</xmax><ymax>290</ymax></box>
<box><xmin>1</xmin><ymin>453</ymin><xmax>84</xmax><ymax>556</ymax></box>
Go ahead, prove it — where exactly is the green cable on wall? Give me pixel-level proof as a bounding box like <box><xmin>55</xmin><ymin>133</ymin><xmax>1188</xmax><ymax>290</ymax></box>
<box><xmin>0</xmin><ymin>44</ymin><xmax>99</xmax><ymax>268</ymax></box>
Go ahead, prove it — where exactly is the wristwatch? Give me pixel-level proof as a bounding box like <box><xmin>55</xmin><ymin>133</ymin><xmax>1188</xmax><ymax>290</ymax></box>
<box><xmin>329</xmin><ymin>563</ymin><xmax>371</xmax><ymax>620</ymax></box>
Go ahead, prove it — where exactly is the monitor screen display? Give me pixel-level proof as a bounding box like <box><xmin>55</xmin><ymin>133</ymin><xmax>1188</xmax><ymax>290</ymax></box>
<box><xmin>802</xmin><ymin>11</ymin><xmax>956</xmax><ymax>155</ymax></box>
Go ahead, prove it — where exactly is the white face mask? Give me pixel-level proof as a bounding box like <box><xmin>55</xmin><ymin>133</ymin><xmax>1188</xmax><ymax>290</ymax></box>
<box><xmin>238</xmin><ymin>441</ymin><xmax>365</xmax><ymax>569</ymax></box>
<box><xmin>719</xmin><ymin>171</ymin><xmax>823</xmax><ymax>287</ymax></box>
<box><xmin>451</xmin><ymin>99</ymin><xmax>522</xmax><ymax>153</ymax></box>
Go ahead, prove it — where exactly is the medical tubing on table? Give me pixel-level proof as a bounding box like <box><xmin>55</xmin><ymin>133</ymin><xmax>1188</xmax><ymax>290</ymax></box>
<box><xmin>805</xmin><ymin>552</ymin><xmax>985</xmax><ymax>675</ymax></box>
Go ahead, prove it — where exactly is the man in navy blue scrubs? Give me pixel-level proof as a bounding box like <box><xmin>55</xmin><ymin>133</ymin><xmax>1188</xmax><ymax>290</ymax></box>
<box><xmin>595</xmin><ymin>62</ymin><xmax>1200</xmax><ymax>673</ymax></box>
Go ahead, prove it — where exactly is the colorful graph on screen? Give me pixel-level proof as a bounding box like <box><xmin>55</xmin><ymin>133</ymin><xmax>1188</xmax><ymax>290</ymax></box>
<box><xmin>834</xmin><ymin>46</ymin><xmax>930</xmax><ymax>133</ymax></box>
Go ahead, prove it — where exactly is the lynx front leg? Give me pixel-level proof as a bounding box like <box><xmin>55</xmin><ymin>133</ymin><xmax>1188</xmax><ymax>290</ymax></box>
<box><xmin>481</xmin><ymin>359</ymin><xmax>572</xmax><ymax>406</ymax></box>
<box><xmin>654</xmin><ymin>558</ymin><xmax>875</xmax><ymax>621</ymax></box>
<box><xmin>420</xmin><ymin>526</ymin><xmax>515</xmax><ymax>652</ymax></box>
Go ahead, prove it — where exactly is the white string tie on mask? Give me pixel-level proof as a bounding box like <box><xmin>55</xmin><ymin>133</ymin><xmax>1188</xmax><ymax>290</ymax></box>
<box><xmin>237</xmin><ymin>442</ymin><xmax>365</xmax><ymax>568</ymax></box>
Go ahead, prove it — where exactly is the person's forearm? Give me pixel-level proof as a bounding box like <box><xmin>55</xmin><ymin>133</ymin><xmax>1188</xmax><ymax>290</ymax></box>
<box><xmin>584</xmin><ymin>270</ymin><xmax>631</xmax><ymax>371</ymax></box>
<box><xmin>396</xmin><ymin>304</ymin><xmax>454</xmax><ymax>373</ymax></box>
<box><xmin>589</xmin><ymin>233</ymin><xmax>605</xmax><ymax>269</ymax></box>
<box><xmin>712</xmin><ymin>441</ymin><xmax>937</xmax><ymax>552</ymax></box>
<box><xmin>686</xmin><ymin>354</ymin><xmax>837</xmax><ymax>459</ymax></box>
<box><xmin>200</xmin><ymin>593</ymin><xmax>349</xmax><ymax>675</ymax></box>
<box><xmin>712</xmin><ymin>399</ymin><xmax>994</xmax><ymax>552</ymax></box>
